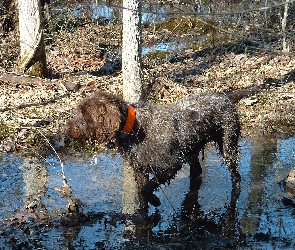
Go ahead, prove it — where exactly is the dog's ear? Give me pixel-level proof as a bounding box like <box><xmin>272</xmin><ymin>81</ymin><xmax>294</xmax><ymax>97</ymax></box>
<box><xmin>97</xmin><ymin>102</ymin><xmax>122</xmax><ymax>142</ymax></box>
<box><xmin>79</xmin><ymin>99</ymin><xmax>103</xmax><ymax>129</ymax></box>
<box><xmin>79</xmin><ymin>98</ymin><xmax>122</xmax><ymax>144</ymax></box>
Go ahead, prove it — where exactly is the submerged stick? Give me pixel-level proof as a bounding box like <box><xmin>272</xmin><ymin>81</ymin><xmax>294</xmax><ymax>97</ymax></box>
<box><xmin>37</xmin><ymin>130</ymin><xmax>81</xmax><ymax>213</ymax></box>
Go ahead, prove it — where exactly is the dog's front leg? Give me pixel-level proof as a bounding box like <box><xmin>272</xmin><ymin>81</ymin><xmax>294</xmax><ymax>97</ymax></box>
<box><xmin>141</xmin><ymin>178</ymin><xmax>161</xmax><ymax>207</ymax></box>
<box><xmin>141</xmin><ymin>168</ymin><xmax>179</xmax><ymax>207</ymax></box>
<box><xmin>133</xmin><ymin>168</ymin><xmax>149</xmax><ymax>213</ymax></box>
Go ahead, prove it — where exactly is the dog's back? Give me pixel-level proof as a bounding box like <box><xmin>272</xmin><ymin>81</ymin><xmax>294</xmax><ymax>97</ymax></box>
<box><xmin>128</xmin><ymin>92</ymin><xmax>240</xmax><ymax>174</ymax></box>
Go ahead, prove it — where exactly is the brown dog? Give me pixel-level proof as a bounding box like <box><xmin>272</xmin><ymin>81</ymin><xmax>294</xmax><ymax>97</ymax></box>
<box><xmin>67</xmin><ymin>90</ymin><xmax>241</xmax><ymax>211</ymax></box>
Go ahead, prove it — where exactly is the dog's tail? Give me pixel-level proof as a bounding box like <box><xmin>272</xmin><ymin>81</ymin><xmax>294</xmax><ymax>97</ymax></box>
<box><xmin>226</xmin><ymin>80</ymin><xmax>280</xmax><ymax>103</ymax></box>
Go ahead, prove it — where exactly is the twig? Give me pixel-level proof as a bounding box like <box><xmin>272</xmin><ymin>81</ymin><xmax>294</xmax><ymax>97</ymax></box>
<box><xmin>37</xmin><ymin>129</ymin><xmax>81</xmax><ymax>213</ymax></box>
<box><xmin>36</xmin><ymin>129</ymin><xmax>66</xmax><ymax>180</ymax></box>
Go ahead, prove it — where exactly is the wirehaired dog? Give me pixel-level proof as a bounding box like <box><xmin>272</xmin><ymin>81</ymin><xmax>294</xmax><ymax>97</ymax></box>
<box><xmin>67</xmin><ymin>90</ymin><xmax>241</xmax><ymax>211</ymax></box>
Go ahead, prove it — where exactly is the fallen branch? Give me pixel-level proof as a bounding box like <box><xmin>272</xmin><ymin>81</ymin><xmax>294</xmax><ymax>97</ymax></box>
<box><xmin>37</xmin><ymin>129</ymin><xmax>82</xmax><ymax>213</ymax></box>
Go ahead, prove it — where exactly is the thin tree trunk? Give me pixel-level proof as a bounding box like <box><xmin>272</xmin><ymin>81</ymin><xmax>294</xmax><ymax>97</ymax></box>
<box><xmin>122</xmin><ymin>0</ymin><xmax>144</xmax><ymax>103</ymax></box>
<box><xmin>264</xmin><ymin>0</ymin><xmax>268</xmax><ymax>27</ymax></box>
<box><xmin>17</xmin><ymin>0</ymin><xmax>47</xmax><ymax>77</ymax></box>
<box><xmin>282</xmin><ymin>0</ymin><xmax>289</xmax><ymax>53</ymax></box>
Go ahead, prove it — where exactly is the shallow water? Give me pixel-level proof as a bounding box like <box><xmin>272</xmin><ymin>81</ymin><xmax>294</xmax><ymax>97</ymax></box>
<box><xmin>0</xmin><ymin>136</ymin><xmax>295</xmax><ymax>249</ymax></box>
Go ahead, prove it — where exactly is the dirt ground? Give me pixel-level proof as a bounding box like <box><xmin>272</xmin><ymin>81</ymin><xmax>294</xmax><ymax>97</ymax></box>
<box><xmin>1</xmin><ymin>24</ymin><xmax>295</xmax><ymax>153</ymax></box>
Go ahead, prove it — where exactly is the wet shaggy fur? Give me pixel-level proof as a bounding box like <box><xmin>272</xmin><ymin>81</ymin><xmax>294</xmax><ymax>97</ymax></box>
<box><xmin>67</xmin><ymin>90</ymin><xmax>241</xmax><ymax>210</ymax></box>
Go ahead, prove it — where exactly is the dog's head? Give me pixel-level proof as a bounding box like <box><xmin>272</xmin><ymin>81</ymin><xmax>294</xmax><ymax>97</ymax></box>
<box><xmin>66</xmin><ymin>91</ymin><xmax>125</xmax><ymax>144</ymax></box>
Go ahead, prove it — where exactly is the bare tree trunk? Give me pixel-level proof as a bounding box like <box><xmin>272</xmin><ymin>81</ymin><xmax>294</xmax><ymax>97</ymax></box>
<box><xmin>282</xmin><ymin>0</ymin><xmax>290</xmax><ymax>53</ymax></box>
<box><xmin>122</xmin><ymin>0</ymin><xmax>144</xmax><ymax>103</ymax></box>
<box><xmin>264</xmin><ymin>0</ymin><xmax>268</xmax><ymax>27</ymax></box>
<box><xmin>17</xmin><ymin>0</ymin><xmax>47</xmax><ymax>77</ymax></box>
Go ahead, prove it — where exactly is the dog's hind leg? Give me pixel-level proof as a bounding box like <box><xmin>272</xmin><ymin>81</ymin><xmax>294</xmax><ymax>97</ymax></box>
<box><xmin>222</xmin><ymin>132</ymin><xmax>241</xmax><ymax>190</ymax></box>
<box><xmin>187</xmin><ymin>152</ymin><xmax>202</xmax><ymax>179</ymax></box>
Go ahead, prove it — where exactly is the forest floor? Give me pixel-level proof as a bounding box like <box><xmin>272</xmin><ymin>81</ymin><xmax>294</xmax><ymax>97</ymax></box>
<box><xmin>1</xmin><ymin>23</ymin><xmax>295</xmax><ymax>153</ymax></box>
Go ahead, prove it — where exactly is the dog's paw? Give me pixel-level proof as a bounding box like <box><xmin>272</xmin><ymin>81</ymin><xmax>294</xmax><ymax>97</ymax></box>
<box><xmin>148</xmin><ymin>194</ymin><xmax>161</xmax><ymax>207</ymax></box>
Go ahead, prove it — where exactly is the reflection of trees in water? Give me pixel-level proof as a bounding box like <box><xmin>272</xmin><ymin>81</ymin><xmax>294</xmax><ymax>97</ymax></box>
<box><xmin>240</xmin><ymin>138</ymin><xmax>280</xmax><ymax>235</ymax></box>
<box><xmin>19</xmin><ymin>158</ymin><xmax>49</xmax><ymax>212</ymax></box>
<box><xmin>122</xmin><ymin>163</ymin><xmax>139</xmax><ymax>214</ymax></box>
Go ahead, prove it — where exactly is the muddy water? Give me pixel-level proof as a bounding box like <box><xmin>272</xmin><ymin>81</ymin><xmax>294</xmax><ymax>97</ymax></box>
<box><xmin>0</xmin><ymin>136</ymin><xmax>295</xmax><ymax>249</ymax></box>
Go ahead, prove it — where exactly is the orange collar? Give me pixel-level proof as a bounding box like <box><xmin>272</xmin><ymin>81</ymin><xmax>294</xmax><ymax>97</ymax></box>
<box><xmin>122</xmin><ymin>105</ymin><xmax>136</xmax><ymax>133</ymax></box>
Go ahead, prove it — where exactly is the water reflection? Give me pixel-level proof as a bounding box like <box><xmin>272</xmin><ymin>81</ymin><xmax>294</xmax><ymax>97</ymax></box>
<box><xmin>0</xmin><ymin>136</ymin><xmax>295</xmax><ymax>248</ymax></box>
<box><xmin>240</xmin><ymin>138</ymin><xmax>279</xmax><ymax>235</ymax></box>
<box><xmin>92</xmin><ymin>4</ymin><xmax>113</xmax><ymax>21</ymax></box>
<box><xmin>0</xmin><ymin>154</ymin><xmax>24</xmax><ymax>220</ymax></box>
<box><xmin>20</xmin><ymin>158</ymin><xmax>49</xmax><ymax>213</ymax></box>
<box><xmin>91</xmin><ymin>3</ymin><xmax>171</xmax><ymax>24</ymax></box>
<box><xmin>142</xmin><ymin>41</ymin><xmax>187</xmax><ymax>56</ymax></box>
<box><xmin>74</xmin><ymin>2</ymin><xmax>170</xmax><ymax>24</ymax></box>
